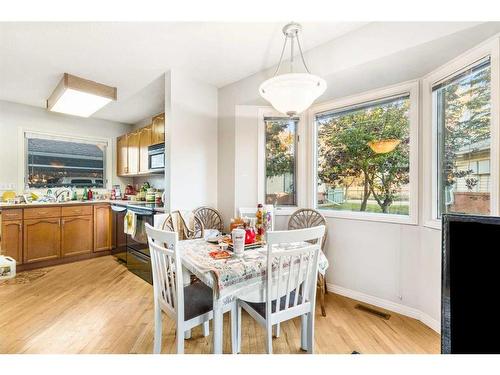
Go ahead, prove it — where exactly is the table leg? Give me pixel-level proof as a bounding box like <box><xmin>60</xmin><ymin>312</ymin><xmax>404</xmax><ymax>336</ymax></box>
<box><xmin>212</xmin><ymin>297</ymin><xmax>223</xmax><ymax>354</ymax></box>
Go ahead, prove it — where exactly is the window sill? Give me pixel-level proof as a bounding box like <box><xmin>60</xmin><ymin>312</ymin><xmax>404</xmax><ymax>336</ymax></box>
<box><xmin>317</xmin><ymin>209</ymin><xmax>418</xmax><ymax>226</ymax></box>
<box><xmin>423</xmin><ymin>219</ymin><xmax>442</xmax><ymax>230</ymax></box>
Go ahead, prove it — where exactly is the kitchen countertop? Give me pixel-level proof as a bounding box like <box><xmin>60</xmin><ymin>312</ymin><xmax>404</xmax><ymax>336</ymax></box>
<box><xmin>0</xmin><ymin>199</ymin><xmax>167</xmax><ymax>212</ymax></box>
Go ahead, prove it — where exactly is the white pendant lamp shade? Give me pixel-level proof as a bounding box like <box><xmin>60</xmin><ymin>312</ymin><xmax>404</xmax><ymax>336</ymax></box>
<box><xmin>259</xmin><ymin>73</ymin><xmax>327</xmax><ymax>116</ymax></box>
<box><xmin>259</xmin><ymin>22</ymin><xmax>327</xmax><ymax>116</ymax></box>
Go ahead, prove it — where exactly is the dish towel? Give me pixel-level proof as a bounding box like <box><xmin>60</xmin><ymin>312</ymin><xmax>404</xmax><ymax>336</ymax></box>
<box><xmin>124</xmin><ymin>210</ymin><xmax>137</xmax><ymax>237</ymax></box>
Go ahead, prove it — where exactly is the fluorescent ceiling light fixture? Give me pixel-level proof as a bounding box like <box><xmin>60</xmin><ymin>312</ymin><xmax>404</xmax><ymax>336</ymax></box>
<box><xmin>259</xmin><ymin>23</ymin><xmax>326</xmax><ymax>117</ymax></box>
<box><xmin>47</xmin><ymin>73</ymin><xmax>117</xmax><ymax>117</ymax></box>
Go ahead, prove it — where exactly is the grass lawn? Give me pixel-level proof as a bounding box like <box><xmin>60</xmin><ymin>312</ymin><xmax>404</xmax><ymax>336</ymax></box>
<box><xmin>318</xmin><ymin>201</ymin><xmax>409</xmax><ymax>215</ymax></box>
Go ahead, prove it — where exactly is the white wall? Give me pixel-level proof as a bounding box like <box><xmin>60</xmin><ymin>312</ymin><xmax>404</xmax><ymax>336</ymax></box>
<box><xmin>217</xmin><ymin>22</ymin><xmax>500</xmax><ymax>332</ymax></box>
<box><xmin>0</xmin><ymin>100</ymin><xmax>132</xmax><ymax>193</ymax></box>
<box><xmin>165</xmin><ymin>70</ymin><xmax>218</xmax><ymax>211</ymax></box>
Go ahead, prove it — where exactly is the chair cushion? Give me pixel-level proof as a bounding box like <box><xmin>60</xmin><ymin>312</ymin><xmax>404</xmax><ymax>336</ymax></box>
<box><xmin>184</xmin><ymin>281</ymin><xmax>213</xmax><ymax>321</ymax></box>
<box><xmin>243</xmin><ymin>290</ymin><xmax>304</xmax><ymax>318</ymax></box>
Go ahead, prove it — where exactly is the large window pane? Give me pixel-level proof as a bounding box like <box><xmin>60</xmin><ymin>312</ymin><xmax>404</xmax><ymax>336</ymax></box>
<box><xmin>265</xmin><ymin>117</ymin><xmax>298</xmax><ymax>206</ymax></box>
<box><xmin>434</xmin><ymin>58</ymin><xmax>491</xmax><ymax>217</ymax></box>
<box><xmin>316</xmin><ymin>95</ymin><xmax>410</xmax><ymax>215</ymax></box>
<box><xmin>26</xmin><ymin>137</ymin><xmax>106</xmax><ymax>188</ymax></box>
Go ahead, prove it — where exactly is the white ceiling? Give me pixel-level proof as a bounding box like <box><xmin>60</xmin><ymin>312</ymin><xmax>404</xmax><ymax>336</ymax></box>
<box><xmin>0</xmin><ymin>22</ymin><xmax>367</xmax><ymax>124</ymax></box>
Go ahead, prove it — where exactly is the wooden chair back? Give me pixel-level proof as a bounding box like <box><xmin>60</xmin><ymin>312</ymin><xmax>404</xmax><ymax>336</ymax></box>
<box><xmin>193</xmin><ymin>206</ymin><xmax>224</xmax><ymax>233</ymax></box>
<box><xmin>288</xmin><ymin>208</ymin><xmax>328</xmax><ymax>252</ymax></box>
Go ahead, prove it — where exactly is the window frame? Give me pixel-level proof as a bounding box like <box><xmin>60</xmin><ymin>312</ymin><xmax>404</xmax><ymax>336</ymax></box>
<box><xmin>19</xmin><ymin>129</ymin><xmax>112</xmax><ymax>191</ymax></box>
<box><xmin>308</xmin><ymin>80</ymin><xmax>420</xmax><ymax>225</ymax></box>
<box><xmin>422</xmin><ymin>38</ymin><xmax>500</xmax><ymax>230</ymax></box>
<box><xmin>258</xmin><ymin>107</ymin><xmax>306</xmax><ymax>216</ymax></box>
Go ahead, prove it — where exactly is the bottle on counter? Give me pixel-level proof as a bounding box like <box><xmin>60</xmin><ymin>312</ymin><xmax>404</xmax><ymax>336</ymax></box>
<box><xmin>87</xmin><ymin>188</ymin><xmax>93</xmax><ymax>200</ymax></box>
<box><xmin>256</xmin><ymin>204</ymin><xmax>264</xmax><ymax>242</ymax></box>
<box><xmin>82</xmin><ymin>187</ymin><xmax>88</xmax><ymax>201</ymax></box>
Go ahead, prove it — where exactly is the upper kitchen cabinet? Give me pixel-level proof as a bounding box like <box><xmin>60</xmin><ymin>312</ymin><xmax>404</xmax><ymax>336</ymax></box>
<box><xmin>117</xmin><ymin>134</ymin><xmax>129</xmax><ymax>176</ymax></box>
<box><xmin>151</xmin><ymin>113</ymin><xmax>165</xmax><ymax>145</ymax></box>
<box><xmin>127</xmin><ymin>131</ymin><xmax>140</xmax><ymax>175</ymax></box>
<box><xmin>116</xmin><ymin>113</ymin><xmax>165</xmax><ymax>177</ymax></box>
<box><xmin>139</xmin><ymin>124</ymin><xmax>152</xmax><ymax>174</ymax></box>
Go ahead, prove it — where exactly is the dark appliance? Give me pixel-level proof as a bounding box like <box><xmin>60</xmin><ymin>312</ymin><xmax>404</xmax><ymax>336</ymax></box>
<box><xmin>111</xmin><ymin>204</ymin><xmax>127</xmax><ymax>262</ymax></box>
<box><xmin>442</xmin><ymin>214</ymin><xmax>500</xmax><ymax>354</ymax></box>
<box><xmin>125</xmin><ymin>205</ymin><xmax>155</xmax><ymax>284</ymax></box>
<box><xmin>148</xmin><ymin>143</ymin><xmax>165</xmax><ymax>171</ymax></box>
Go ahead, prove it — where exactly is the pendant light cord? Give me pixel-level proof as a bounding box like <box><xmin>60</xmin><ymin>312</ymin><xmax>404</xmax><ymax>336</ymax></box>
<box><xmin>272</xmin><ymin>27</ymin><xmax>311</xmax><ymax>76</ymax></box>
<box><xmin>273</xmin><ymin>37</ymin><xmax>288</xmax><ymax>76</ymax></box>
<box><xmin>296</xmin><ymin>35</ymin><xmax>311</xmax><ymax>74</ymax></box>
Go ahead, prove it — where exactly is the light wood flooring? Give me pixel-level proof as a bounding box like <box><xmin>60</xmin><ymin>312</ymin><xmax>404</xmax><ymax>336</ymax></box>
<box><xmin>0</xmin><ymin>256</ymin><xmax>440</xmax><ymax>354</ymax></box>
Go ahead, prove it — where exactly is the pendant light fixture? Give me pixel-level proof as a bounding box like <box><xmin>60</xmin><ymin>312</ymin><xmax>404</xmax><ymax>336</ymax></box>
<box><xmin>259</xmin><ymin>23</ymin><xmax>327</xmax><ymax>117</ymax></box>
<box><xmin>47</xmin><ymin>73</ymin><xmax>117</xmax><ymax>117</ymax></box>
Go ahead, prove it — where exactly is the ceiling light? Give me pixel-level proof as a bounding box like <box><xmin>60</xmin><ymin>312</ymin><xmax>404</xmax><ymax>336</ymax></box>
<box><xmin>47</xmin><ymin>73</ymin><xmax>116</xmax><ymax>117</ymax></box>
<box><xmin>259</xmin><ymin>23</ymin><xmax>327</xmax><ymax>117</ymax></box>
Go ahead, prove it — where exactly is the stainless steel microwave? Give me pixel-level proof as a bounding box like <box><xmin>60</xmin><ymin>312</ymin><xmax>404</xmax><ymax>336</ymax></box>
<box><xmin>148</xmin><ymin>143</ymin><xmax>165</xmax><ymax>170</ymax></box>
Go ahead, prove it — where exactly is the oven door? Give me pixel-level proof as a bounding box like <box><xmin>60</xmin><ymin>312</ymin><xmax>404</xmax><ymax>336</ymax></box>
<box><xmin>126</xmin><ymin>209</ymin><xmax>153</xmax><ymax>257</ymax></box>
<box><xmin>127</xmin><ymin>248</ymin><xmax>152</xmax><ymax>284</ymax></box>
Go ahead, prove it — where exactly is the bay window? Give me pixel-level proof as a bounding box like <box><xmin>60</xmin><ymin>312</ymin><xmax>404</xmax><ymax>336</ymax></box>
<box><xmin>312</xmin><ymin>82</ymin><xmax>418</xmax><ymax>223</ymax></box>
<box><xmin>264</xmin><ymin>117</ymin><xmax>298</xmax><ymax>206</ymax></box>
<box><xmin>434</xmin><ymin>58</ymin><xmax>491</xmax><ymax>217</ymax></box>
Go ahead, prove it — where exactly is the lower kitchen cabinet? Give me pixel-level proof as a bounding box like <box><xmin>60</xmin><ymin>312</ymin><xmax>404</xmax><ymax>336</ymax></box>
<box><xmin>61</xmin><ymin>215</ymin><xmax>93</xmax><ymax>257</ymax></box>
<box><xmin>1</xmin><ymin>219</ymin><xmax>23</xmax><ymax>264</ymax></box>
<box><xmin>23</xmin><ymin>218</ymin><xmax>61</xmax><ymax>263</ymax></box>
<box><xmin>94</xmin><ymin>204</ymin><xmax>112</xmax><ymax>252</ymax></box>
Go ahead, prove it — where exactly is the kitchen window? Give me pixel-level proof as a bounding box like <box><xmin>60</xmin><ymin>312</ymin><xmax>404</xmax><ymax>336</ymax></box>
<box><xmin>25</xmin><ymin>133</ymin><xmax>107</xmax><ymax>188</ymax></box>
<box><xmin>311</xmin><ymin>81</ymin><xmax>419</xmax><ymax>224</ymax></box>
<box><xmin>264</xmin><ymin>117</ymin><xmax>298</xmax><ymax>206</ymax></box>
<box><xmin>434</xmin><ymin>58</ymin><xmax>491</xmax><ymax>217</ymax></box>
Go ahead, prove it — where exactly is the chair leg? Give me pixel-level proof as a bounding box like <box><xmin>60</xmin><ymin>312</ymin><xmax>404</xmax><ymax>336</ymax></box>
<box><xmin>319</xmin><ymin>274</ymin><xmax>326</xmax><ymax>317</ymax></box>
<box><xmin>274</xmin><ymin>323</ymin><xmax>280</xmax><ymax>338</ymax></box>
<box><xmin>266</xmin><ymin>324</ymin><xmax>273</xmax><ymax>354</ymax></box>
<box><xmin>177</xmin><ymin>327</ymin><xmax>185</xmax><ymax>354</ymax></box>
<box><xmin>202</xmin><ymin>321</ymin><xmax>210</xmax><ymax>337</ymax></box>
<box><xmin>300</xmin><ymin>314</ymin><xmax>308</xmax><ymax>351</ymax></box>
<box><xmin>237</xmin><ymin>305</ymin><xmax>242</xmax><ymax>353</ymax></box>
<box><xmin>306</xmin><ymin>312</ymin><xmax>315</xmax><ymax>354</ymax></box>
<box><xmin>231</xmin><ymin>304</ymin><xmax>239</xmax><ymax>354</ymax></box>
<box><xmin>153</xmin><ymin>302</ymin><xmax>162</xmax><ymax>354</ymax></box>
<box><xmin>184</xmin><ymin>329</ymin><xmax>192</xmax><ymax>339</ymax></box>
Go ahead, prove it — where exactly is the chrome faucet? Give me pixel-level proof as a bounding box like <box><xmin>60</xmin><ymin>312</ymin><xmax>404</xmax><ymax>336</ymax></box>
<box><xmin>54</xmin><ymin>188</ymin><xmax>71</xmax><ymax>202</ymax></box>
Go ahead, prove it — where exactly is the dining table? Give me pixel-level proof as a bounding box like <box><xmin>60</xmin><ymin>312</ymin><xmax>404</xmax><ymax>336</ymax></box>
<box><xmin>177</xmin><ymin>238</ymin><xmax>329</xmax><ymax>354</ymax></box>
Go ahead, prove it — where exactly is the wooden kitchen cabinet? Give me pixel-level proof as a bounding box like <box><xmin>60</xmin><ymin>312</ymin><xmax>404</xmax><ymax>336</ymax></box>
<box><xmin>151</xmin><ymin>113</ymin><xmax>165</xmax><ymax>145</ymax></box>
<box><xmin>127</xmin><ymin>131</ymin><xmax>140</xmax><ymax>175</ymax></box>
<box><xmin>23</xmin><ymin>218</ymin><xmax>61</xmax><ymax>264</ymax></box>
<box><xmin>139</xmin><ymin>125</ymin><xmax>152</xmax><ymax>173</ymax></box>
<box><xmin>1</xmin><ymin>219</ymin><xmax>23</xmax><ymax>264</ymax></box>
<box><xmin>117</xmin><ymin>134</ymin><xmax>129</xmax><ymax>176</ymax></box>
<box><xmin>61</xmin><ymin>215</ymin><xmax>93</xmax><ymax>257</ymax></box>
<box><xmin>93</xmin><ymin>204</ymin><xmax>111</xmax><ymax>252</ymax></box>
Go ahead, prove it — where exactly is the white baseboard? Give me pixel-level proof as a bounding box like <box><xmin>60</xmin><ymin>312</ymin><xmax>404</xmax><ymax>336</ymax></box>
<box><xmin>326</xmin><ymin>283</ymin><xmax>441</xmax><ymax>334</ymax></box>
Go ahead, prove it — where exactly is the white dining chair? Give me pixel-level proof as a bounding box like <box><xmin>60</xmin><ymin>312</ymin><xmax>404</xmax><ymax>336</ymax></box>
<box><xmin>146</xmin><ymin>223</ymin><xmax>239</xmax><ymax>354</ymax></box>
<box><xmin>235</xmin><ymin>225</ymin><xmax>325</xmax><ymax>354</ymax></box>
<box><xmin>238</xmin><ymin>205</ymin><xmax>275</xmax><ymax>230</ymax></box>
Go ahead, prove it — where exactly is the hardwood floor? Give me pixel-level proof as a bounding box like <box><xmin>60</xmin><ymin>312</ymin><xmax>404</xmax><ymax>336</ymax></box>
<box><xmin>0</xmin><ymin>256</ymin><xmax>440</xmax><ymax>354</ymax></box>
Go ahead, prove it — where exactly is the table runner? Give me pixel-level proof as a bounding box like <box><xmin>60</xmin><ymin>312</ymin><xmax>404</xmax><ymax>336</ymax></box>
<box><xmin>178</xmin><ymin>239</ymin><xmax>329</xmax><ymax>298</ymax></box>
